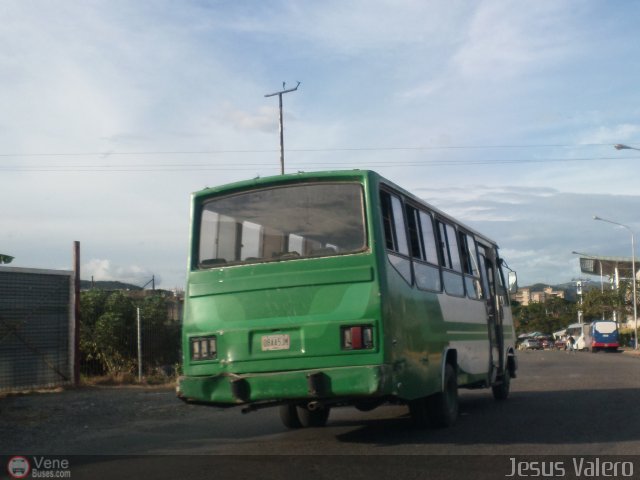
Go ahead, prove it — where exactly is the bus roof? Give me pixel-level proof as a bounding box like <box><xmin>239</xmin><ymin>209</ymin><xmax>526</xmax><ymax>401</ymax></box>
<box><xmin>192</xmin><ymin>170</ymin><xmax>370</xmax><ymax>198</ymax></box>
<box><xmin>192</xmin><ymin>170</ymin><xmax>499</xmax><ymax>247</ymax></box>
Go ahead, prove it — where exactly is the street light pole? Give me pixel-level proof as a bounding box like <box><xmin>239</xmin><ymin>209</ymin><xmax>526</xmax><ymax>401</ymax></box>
<box><xmin>265</xmin><ymin>81</ymin><xmax>301</xmax><ymax>175</ymax></box>
<box><xmin>593</xmin><ymin>215</ymin><xmax>638</xmax><ymax>349</ymax></box>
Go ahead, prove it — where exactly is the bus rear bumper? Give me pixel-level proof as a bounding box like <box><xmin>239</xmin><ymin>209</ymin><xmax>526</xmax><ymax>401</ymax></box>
<box><xmin>177</xmin><ymin>364</ymin><xmax>393</xmax><ymax>406</ymax></box>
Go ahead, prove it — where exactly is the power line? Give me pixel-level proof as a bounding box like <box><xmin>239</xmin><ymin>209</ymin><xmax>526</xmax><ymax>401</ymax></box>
<box><xmin>0</xmin><ymin>155</ymin><xmax>637</xmax><ymax>173</ymax></box>
<box><xmin>0</xmin><ymin>142</ymin><xmax>624</xmax><ymax>158</ymax></box>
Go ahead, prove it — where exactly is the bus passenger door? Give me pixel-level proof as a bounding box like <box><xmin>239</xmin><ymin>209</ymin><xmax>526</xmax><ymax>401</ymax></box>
<box><xmin>478</xmin><ymin>246</ymin><xmax>503</xmax><ymax>382</ymax></box>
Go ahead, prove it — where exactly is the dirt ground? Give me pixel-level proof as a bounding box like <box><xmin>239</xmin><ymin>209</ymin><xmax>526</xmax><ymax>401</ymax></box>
<box><xmin>0</xmin><ymin>383</ymin><xmax>198</xmax><ymax>455</ymax></box>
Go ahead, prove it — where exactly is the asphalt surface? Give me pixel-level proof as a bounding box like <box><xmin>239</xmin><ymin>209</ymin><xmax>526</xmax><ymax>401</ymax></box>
<box><xmin>2</xmin><ymin>350</ymin><xmax>640</xmax><ymax>479</ymax></box>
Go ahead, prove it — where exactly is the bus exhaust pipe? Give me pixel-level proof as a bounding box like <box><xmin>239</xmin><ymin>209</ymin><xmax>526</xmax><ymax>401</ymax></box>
<box><xmin>307</xmin><ymin>401</ymin><xmax>322</xmax><ymax>411</ymax></box>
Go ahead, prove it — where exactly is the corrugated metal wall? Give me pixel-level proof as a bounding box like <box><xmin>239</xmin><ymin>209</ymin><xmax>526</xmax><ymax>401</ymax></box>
<box><xmin>0</xmin><ymin>267</ymin><xmax>74</xmax><ymax>392</ymax></box>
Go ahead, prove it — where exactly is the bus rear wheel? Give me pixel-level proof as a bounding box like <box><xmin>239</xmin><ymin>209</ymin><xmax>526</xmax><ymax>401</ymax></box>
<box><xmin>409</xmin><ymin>363</ymin><xmax>458</xmax><ymax>428</ymax></box>
<box><xmin>279</xmin><ymin>404</ymin><xmax>331</xmax><ymax>428</ymax></box>
<box><xmin>408</xmin><ymin>397</ymin><xmax>430</xmax><ymax>428</ymax></box>
<box><xmin>279</xmin><ymin>404</ymin><xmax>303</xmax><ymax>429</ymax></box>
<box><xmin>427</xmin><ymin>364</ymin><xmax>459</xmax><ymax>428</ymax></box>
<box><xmin>297</xmin><ymin>405</ymin><xmax>331</xmax><ymax>427</ymax></box>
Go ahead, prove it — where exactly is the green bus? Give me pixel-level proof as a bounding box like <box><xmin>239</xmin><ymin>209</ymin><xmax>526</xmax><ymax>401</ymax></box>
<box><xmin>177</xmin><ymin>170</ymin><xmax>518</xmax><ymax>428</ymax></box>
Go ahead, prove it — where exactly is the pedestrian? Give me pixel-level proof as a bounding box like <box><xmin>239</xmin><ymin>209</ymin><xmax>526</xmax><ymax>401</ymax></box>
<box><xmin>567</xmin><ymin>335</ymin><xmax>576</xmax><ymax>353</ymax></box>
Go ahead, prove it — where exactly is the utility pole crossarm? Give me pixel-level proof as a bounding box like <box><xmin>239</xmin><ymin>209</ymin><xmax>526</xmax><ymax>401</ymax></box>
<box><xmin>264</xmin><ymin>81</ymin><xmax>301</xmax><ymax>98</ymax></box>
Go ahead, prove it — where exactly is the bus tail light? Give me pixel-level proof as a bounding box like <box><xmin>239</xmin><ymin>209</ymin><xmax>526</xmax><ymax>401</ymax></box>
<box><xmin>342</xmin><ymin>325</ymin><xmax>374</xmax><ymax>350</ymax></box>
<box><xmin>191</xmin><ymin>336</ymin><xmax>217</xmax><ymax>361</ymax></box>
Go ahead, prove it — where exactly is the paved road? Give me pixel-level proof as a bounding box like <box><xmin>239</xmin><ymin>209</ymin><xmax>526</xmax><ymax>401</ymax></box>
<box><xmin>2</xmin><ymin>350</ymin><xmax>640</xmax><ymax>478</ymax></box>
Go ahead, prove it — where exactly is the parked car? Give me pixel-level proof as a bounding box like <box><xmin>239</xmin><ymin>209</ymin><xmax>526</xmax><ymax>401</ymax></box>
<box><xmin>554</xmin><ymin>338</ymin><xmax>567</xmax><ymax>350</ymax></box>
<box><xmin>519</xmin><ymin>338</ymin><xmax>542</xmax><ymax>350</ymax></box>
<box><xmin>539</xmin><ymin>338</ymin><xmax>552</xmax><ymax>349</ymax></box>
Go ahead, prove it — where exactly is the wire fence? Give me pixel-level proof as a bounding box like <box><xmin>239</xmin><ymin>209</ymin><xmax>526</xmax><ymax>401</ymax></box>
<box><xmin>0</xmin><ymin>267</ymin><xmax>74</xmax><ymax>392</ymax></box>
<box><xmin>79</xmin><ymin>290</ymin><xmax>182</xmax><ymax>383</ymax></box>
<box><xmin>0</xmin><ymin>265</ymin><xmax>183</xmax><ymax>392</ymax></box>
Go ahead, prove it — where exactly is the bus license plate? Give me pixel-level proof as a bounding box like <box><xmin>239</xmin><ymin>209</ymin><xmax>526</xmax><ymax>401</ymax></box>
<box><xmin>261</xmin><ymin>334</ymin><xmax>290</xmax><ymax>351</ymax></box>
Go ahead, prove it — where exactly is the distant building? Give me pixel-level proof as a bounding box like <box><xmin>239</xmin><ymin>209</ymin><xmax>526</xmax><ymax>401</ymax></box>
<box><xmin>513</xmin><ymin>288</ymin><xmax>531</xmax><ymax>306</ymax></box>
<box><xmin>514</xmin><ymin>286</ymin><xmax>565</xmax><ymax>306</ymax></box>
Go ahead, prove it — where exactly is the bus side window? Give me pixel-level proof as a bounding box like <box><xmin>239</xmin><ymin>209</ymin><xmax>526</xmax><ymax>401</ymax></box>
<box><xmin>459</xmin><ymin>232</ymin><xmax>482</xmax><ymax>300</ymax></box>
<box><xmin>405</xmin><ymin>206</ymin><xmax>424</xmax><ymax>260</ymax></box>
<box><xmin>419</xmin><ymin>211</ymin><xmax>440</xmax><ymax>266</ymax></box>
<box><xmin>436</xmin><ymin>220</ymin><xmax>464</xmax><ymax>297</ymax></box>
<box><xmin>380</xmin><ymin>191</ymin><xmax>409</xmax><ymax>255</ymax></box>
<box><xmin>406</xmin><ymin>206</ymin><xmax>441</xmax><ymax>292</ymax></box>
<box><xmin>380</xmin><ymin>190</ymin><xmax>412</xmax><ymax>284</ymax></box>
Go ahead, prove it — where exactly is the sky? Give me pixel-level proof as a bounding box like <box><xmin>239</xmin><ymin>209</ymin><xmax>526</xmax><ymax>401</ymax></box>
<box><xmin>2</xmin><ymin>0</ymin><xmax>640</xmax><ymax>290</ymax></box>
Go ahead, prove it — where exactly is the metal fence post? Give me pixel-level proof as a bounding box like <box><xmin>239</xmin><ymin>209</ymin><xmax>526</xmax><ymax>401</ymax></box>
<box><xmin>73</xmin><ymin>241</ymin><xmax>80</xmax><ymax>385</ymax></box>
<box><xmin>137</xmin><ymin>307</ymin><xmax>142</xmax><ymax>382</ymax></box>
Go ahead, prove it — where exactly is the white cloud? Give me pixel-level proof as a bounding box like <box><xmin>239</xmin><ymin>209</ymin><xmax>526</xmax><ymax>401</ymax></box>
<box><xmin>225</xmin><ymin>105</ymin><xmax>279</xmax><ymax>133</ymax></box>
<box><xmin>398</xmin><ymin>1</ymin><xmax>581</xmax><ymax>102</ymax></box>
<box><xmin>398</xmin><ymin>79</ymin><xmax>449</xmax><ymax>101</ymax></box>
<box><xmin>576</xmin><ymin>124</ymin><xmax>640</xmax><ymax>145</ymax></box>
<box><xmin>83</xmin><ymin>259</ymin><xmax>155</xmax><ymax>286</ymax></box>
<box><xmin>416</xmin><ymin>185</ymin><xmax>640</xmax><ymax>285</ymax></box>
<box><xmin>272</xmin><ymin>0</ymin><xmax>466</xmax><ymax>55</ymax></box>
<box><xmin>454</xmin><ymin>2</ymin><xmax>579</xmax><ymax>79</ymax></box>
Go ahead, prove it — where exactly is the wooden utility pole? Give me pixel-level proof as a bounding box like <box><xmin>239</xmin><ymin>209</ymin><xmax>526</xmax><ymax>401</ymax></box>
<box><xmin>265</xmin><ymin>81</ymin><xmax>300</xmax><ymax>174</ymax></box>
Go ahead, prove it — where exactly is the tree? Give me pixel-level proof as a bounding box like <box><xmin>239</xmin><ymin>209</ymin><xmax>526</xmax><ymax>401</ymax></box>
<box><xmin>79</xmin><ymin>290</ymin><xmax>181</xmax><ymax>377</ymax></box>
<box><xmin>80</xmin><ymin>289</ymin><xmax>109</xmax><ymax>328</ymax></box>
<box><xmin>92</xmin><ymin>291</ymin><xmax>137</xmax><ymax>375</ymax></box>
<box><xmin>79</xmin><ymin>290</ymin><xmax>110</xmax><ymax>375</ymax></box>
<box><xmin>513</xmin><ymin>297</ymin><xmax>576</xmax><ymax>335</ymax></box>
<box><xmin>581</xmin><ymin>282</ymin><xmax>632</xmax><ymax>322</ymax></box>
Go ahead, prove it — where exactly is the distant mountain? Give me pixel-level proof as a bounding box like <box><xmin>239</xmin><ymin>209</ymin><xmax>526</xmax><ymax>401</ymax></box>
<box><xmin>80</xmin><ymin>280</ymin><xmax>142</xmax><ymax>291</ymax></box>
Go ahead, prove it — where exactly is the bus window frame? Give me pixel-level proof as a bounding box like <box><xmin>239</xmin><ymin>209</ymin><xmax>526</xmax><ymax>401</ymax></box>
<box><xmin>404</xmin><ymin>202</ymin><xmax>443</xmax><ymax>293</ymax></box>
<box><xmin>379</xmin><ymin>187</ymin><xmax>413</xmax><ymax>286</ymax></box>
<box><xmin>193</xmin><ymin>181</ymin><xmax>370</xmax><ymax>270</ymax></box>
<box><xmin>458</xmin><ymin>230</ymin><xmax>483</xmax><ymax>301</ymax></box>
<box><xmin>435</xmin><ymin>218</ymin><xmax>465</xmax><ymax>298</ymax></box>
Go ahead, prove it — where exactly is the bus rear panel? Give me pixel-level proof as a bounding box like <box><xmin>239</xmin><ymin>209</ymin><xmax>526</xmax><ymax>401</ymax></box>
<box><xmin>590</xmin><ymin>321</ymin><xmax>620</xmax><ymax>352</ymax></box>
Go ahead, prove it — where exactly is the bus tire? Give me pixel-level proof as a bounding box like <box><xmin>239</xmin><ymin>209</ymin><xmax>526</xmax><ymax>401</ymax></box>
<box><xmin>408</xmin><ymin>397</ymin><xmax>430</xmax><ymax>428</ymax></box>
<box><xmin>355</xmin><ymin>399</ymin><xmax>383</xmax><ymax>412</ymax></box>
<box><xmin>427</xmin><ymin>363</ymin><xmax>458</xmax><ymax>428</ymax></box>
<box><xmin>492</xmin><ymin>367</ymin><xmax>510</xmax><ymax>401</ymax></box>
<box><xmin>297</xmin><ymin>406</ymin><xmax>331</xmax><ymax>427</ymax></box>
<box><xmin>279</xmin><ymin>404</ymin><xmax>303</xmax><ymax>429</ymax></box>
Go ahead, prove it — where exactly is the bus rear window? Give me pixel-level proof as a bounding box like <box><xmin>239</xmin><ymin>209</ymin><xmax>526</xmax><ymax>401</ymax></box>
<box><xmin>197</xmin><ymin>183</ymin><xmax>366</xmax><ymax>267</ymax></box>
